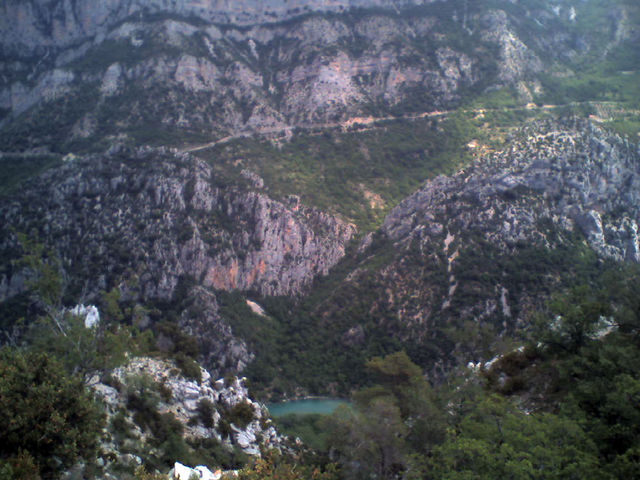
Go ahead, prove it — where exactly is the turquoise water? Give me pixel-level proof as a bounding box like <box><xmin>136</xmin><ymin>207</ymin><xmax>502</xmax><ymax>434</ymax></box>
<box><xmin>267</xmin><ymin>398</ymin><xmax>350</xmax><ymax>417</ymax></box>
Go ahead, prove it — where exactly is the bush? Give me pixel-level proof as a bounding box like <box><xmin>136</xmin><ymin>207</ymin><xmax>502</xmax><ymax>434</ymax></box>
<box><xmin>227</xmin><ymin>402</ymin><xmax>256</xmax><ymax>429</ymax></box>
<box><xmin>158</xmin><ymin>378</ymin><xmax>173</xmax><ymax>402</ymax></box>
<box><xmin>0</xmin><ymin>451</ymin><xmax>40</xmax><ymax>480</ymax></box>
<box><xmin>175</xmin><ymin>353</ymin><xmax>203</xmax><ymax>383</ymax></box>
<box><xmin>197</xmin><ymin>399</ymin><xmax>216</xmax><ymax>428</ymax></box>
<box><xmin>0</xmin><ymin>349</ymin><xmax>104</xmax><ymax>478</ymax></box>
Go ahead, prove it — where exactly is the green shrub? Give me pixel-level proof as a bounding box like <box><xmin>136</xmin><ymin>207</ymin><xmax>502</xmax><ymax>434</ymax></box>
<box><xmin>175</xmin><ymin>353</ymin><xmax>203</xmax><ymax>383</ymax></box>
<box><xmin>197</xmin><ymin>398</ymin><xmax>216</xmax><ymax>428</ymax></box>
<box><xmin>111</xmin><ymin>410</ymin><xmax>135</xmax><ymax>441</ymax></box>
<box><xmin>218</xmin><ymin>419</ymin><xmax>233</xmax><ymax>438</ymax></box>
<box><xmin>0</xmin><ymin>349</ymin><xmax>104</xmax><ymax>478</ymax></box>
<box><xmin>158</xmin><ymin>378</ymin><xmax>173</xmax><ymax>402</ymax></box>
<box><xmin>227</xmin><ymin>402</ymin><xmax>256</xmax><ymax>429</ymax></box>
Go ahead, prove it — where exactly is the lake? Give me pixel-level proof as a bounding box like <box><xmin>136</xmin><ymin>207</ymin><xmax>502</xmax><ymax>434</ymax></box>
<box><xmin>266</xmin><ymin>398</ymin><xmax>350</xmax><ymax>417</ymax></box>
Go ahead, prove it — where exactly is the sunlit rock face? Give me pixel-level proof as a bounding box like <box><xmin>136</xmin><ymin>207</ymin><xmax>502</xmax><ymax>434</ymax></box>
<box><xmin>70</xmin><ymin>304</ymin><xmax>101</xmax><ymax>328</ymax></box>
<box><xmin>0</xmin><ymin>147</ymin><xmax>355</xmax><ymax>300</ymax></box>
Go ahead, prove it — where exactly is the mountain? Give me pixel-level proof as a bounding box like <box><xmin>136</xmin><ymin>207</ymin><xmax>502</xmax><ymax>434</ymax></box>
<box><xmin>1</xmin><ymin>0</ymin><xmax>639</xmax><ymax>385</ymax></box>
<box><xmin>0</xmin><ymin>0</ymin><xmax>639</xmax><ymax>478</ymax></box>
<box><xmin>5</xmin><ymin>0</ymin><xmax>637</xmax><ymax>152</ymax></box>
<box><xmin>309</xmin><ymin>118</ymin><xmax>640</xmax><ymax>377</ymax></box>
<box><xmin>0</xmin><ymin>147</ymin><xmax>355</xmax><ymax>375</ymax></box>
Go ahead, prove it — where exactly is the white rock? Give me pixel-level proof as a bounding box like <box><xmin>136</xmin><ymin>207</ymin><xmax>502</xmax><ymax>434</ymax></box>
<box><xmin>101</xmin><ymin>63</ymin><xmax>122</xmax><ymax>96</ymax></box>
<box><xmin>171</xmin><ymin>462</ymin><xmax>221</xmax><ymax>480</ymax></box>
<box><xmin>195</xmin><ymin>465</ymin><xmax>222</xmax><ymax>480</ymax></box>
<box><xmin>70</xmin><ymin>304</ymin><xmax>100</xmax><ymax>328</ymax></box>
<box><xmin>170</xmin><ymin>462</ymin><xmax>195</xmax><ymax>480</ymax></box>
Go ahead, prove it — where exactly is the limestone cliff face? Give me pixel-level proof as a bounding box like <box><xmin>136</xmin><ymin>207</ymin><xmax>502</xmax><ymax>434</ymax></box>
<box><xmin>312</xmin><ymin>119</ymin><xmax>640</xmax><ymax>375</ymax></box>
<box><xmin>0</xmin><ymin>0</ymin><xmax>438</xmax><ymax>54</ymax></box>
<box><xmin>0</xmin><ymin>147</ymin><xmax>355</xmax><ymax>300</ymax></box>
<box><xmin>0</xmin><ymin>147</ymin><xmax>354</xmax><ymax>374</ymax></box>
<box><xmin>384</xmin><ymin>119</ymin><xmax>640</xmax><ymax>263</ymax></box>
<box><xmin>0</xmin><ymin>2</ymin><xmax>543</xmax><ymax>143</ymax></box>
<box><xmin>0</xmin><ymin>1</ymin><xmax>634</xmax><ymax>144</ymax></box>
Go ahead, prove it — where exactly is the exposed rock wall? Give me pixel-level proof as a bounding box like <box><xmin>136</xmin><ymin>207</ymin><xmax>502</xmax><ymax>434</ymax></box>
<box><xmin>311</xmin><ymin>119</ymin><xmax>640</xmax><ymax>377</ymax></box>
<box><xmin>384</xmin><ymin>119</ymin><xmax>640</xmax><ymax>263</ymax></box>
<box><xmin>0</xmin><ymin>3</ymin><xmax>535</xmax><ymax>140</ymax></box>
<box><xmin>0</xmin><ymin>0</ymin><xmax>440</xmax><ymax>54</ymax></box>
<box><xmin>0</xmin><ymin>147</ymin><xmax>355</xmax><ymax>301</ymax></box>
<box><xmin>0</xmin><ymin>147</ymin><xmax>354</xmax><ymax>375</ymax></box>
<box><xmin>93</xmin><ymin>356</ymin><xmax>283</xmax><ymax>475</ymax></box>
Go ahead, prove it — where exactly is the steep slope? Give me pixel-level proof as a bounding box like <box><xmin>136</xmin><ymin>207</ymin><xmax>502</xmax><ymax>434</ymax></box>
<box><xmin>358</xmin><ymin>118</ymin><xmax>637</xmax><ymax>354</ymax></box>
<box><xmin>0</xmin><ymin>0</ymin><xmax>443</xmax><ymax>54</ymax></box>
<box><xmin>1</xmin><ymin>2</ymin><xmax>640</xmax><ymax>478</ymax></box>
<box><xmin>93</xmin><ymin>357</ymin><xmax>283</xmax><ymax>475</ymax></box>
<box><xmin>0</xmin><ymin>0</ymin><xmax>638</xmax><ymax>394</ymax></box>
<box><xmin>0</xmin><ymin>7</ymin><xmax>500</xmax><ymax>149</ymax></box>
<box><xmin>0</xmin><ymin>147</ymin><xmax>354</xmax><ymax>374</ymax></box>
<box><xmin>232</xmin><ymin>118</ymin><xmax>640</xmax><ymax>391</ymax></box>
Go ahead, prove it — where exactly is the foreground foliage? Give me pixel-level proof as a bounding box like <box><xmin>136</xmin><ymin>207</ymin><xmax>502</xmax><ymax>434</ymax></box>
<box><xmin>0</xmin><ymin>349</ymin><xmax>104</xmax><ymax>479</ymax></box>
<box><xmin>310</xmin><ymin>272</ymin><xmax>640</xmax><ymax>479</ymax></box>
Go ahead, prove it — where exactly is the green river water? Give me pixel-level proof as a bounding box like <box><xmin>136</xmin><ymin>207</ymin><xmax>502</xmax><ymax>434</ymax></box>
<box><xmin>266</xmin><ymin>398</ymin><xmax>350</xmax><ymax>417</ymax></box>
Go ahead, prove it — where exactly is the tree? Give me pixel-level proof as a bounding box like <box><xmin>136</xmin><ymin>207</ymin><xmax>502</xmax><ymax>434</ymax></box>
<box><xmin>540</xmin><ymin>286</ymin><xmax>611</xmax><ymax>354</ymax></box>
<box><xmin>0</xmin><ymin>349</ymin><xmax>104</xmax><ymax>478</ymax></box>
<box><xmin>237</xmin><ymin>450</ymin><xmax>338</xmax><ymax>480</ymax></box>
<box><xmin>429</xmin><ymin>395</ymin><xmax>609</xmax><ymax>480</ymax></box>
<box><xmin>327</xmin><ymin>352</ymin><xmax>446</xmax><ymax>479</ymax></box>
<box><xmin>362</xmin><ymin>352</ymin><xmax>446</xmax><ymax>453</ymax></box>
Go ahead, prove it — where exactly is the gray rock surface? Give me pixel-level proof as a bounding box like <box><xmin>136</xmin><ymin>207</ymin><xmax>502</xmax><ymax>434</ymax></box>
<box><xmin>0</xmin><ymin>0</ymin><xmax>440</xmax><ymax>54</ymax></box>
<box><xmin>312</xmin><ymin>119</ymin><xmax>640</xmax><ymax>378</ymax></box>
<box><xmin>0</xmin><ymin>147</ymin><xmax>355</xmax><ymax>300</ymax></box>
<box><xmin>0</xmin><ymin>147</ymin><xmax>355</xmax><ymax>374</ymax></box>
<box><xmin>384</xmin><ymin>119</ymin><xmax>640</xmax><ymax>263</ymax></box>
<box><xmin>0</xmin><ymin>2</ymin><xmax>551</xmax><ymax>140</ymax></box>
<box><xmin>93</xmin><ymin>357</ymin><xmax>284</xmax><ymax>473</ymax></box>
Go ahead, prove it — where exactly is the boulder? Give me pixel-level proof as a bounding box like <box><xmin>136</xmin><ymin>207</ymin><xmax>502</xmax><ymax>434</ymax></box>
<box><xmin>170</xmin><ymin>462</ymin><xmax>222</xmax><ymax>480</ymax></box>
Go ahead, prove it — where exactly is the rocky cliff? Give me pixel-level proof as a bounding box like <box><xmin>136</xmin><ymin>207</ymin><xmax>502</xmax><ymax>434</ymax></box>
<box><xmin>91</xmin><ymin>356</ymin><xmax>284</xmax><ymax>478</ymax></box>
<box><xmin>304</xmin><ymin>118</ymin><xmax>640</xmax><ymax>378</ymax></box>
<box><xmin>0</xmin><ymin>1</ymin><xmax>551</xmax><ymax>148</ymax></box>
<box><xmin>384</xmin><ymin>118</ymin><xmax>640</xmax><ymax>263</ymax></box>
<box><xmin>0</xmin><ymin>146</ymin><xmax>355</xmax><ymax>374</ymax></box>
<box><xmin>0</xmin><ymin>0</ymin><xmax>442</xmax><ymax>54</ymax></box>
<box><xmin>0</xmin><ymin>0</ymin><xmax>638</xmax><ymax>394</ymax></box>
<box><xmin>3</xmin><ymin>0</ymin><xmax>635</xmax><ymax>150</ymax></box>
<box><xmin>0</xmin><ymin>147</ymin><xmax>354</xmax><ymax>299</ymax></box>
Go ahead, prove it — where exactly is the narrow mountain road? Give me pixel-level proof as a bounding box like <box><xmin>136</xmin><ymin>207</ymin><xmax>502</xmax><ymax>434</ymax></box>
<box><xmin>179</xmin><ymin>101</ymin><xmax>627</xmax><ymax>154</ymax></box>
<box><xmin>180</xmin><ymin>109</ymin><xmax>454</xmax><ymax>153</ymax></box>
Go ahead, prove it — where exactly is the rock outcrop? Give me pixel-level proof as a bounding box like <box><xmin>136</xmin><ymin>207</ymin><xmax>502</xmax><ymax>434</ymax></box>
<box><xmin>383</xmin><ymin>119</ymin><xmax>640</xmax><ymax>263</ymax></box>
<box><xmin>93</xmin><ymin>356</ymin><xmax>283</xmax><ymax>477</ymax></box>
<box><xmin>0</xmin><ymin>2</ymin><xmax>558</xmax><ymax>146</ymax></box>
<box><xmin>0</xmin><ymin>0</ymin><xmax>442</xmax><ymax>55</ymax></box>
<box><xmin>310</xmin><ymin>119</ymin><xmax>640</xmax><ymax>378</ymax></box>
<box><xmin>169</xmin><ymin>462</ymin><xmax>227</xmax><ymax>480</ymax></box>
<box><xmin>0</xmin><ymin>147</ymin><xmax>355</xmax><ymax>300</ymax></box>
